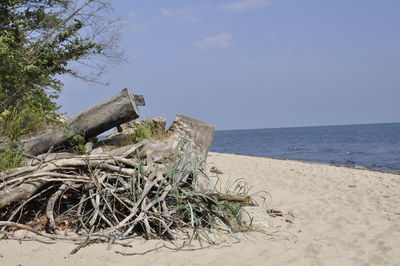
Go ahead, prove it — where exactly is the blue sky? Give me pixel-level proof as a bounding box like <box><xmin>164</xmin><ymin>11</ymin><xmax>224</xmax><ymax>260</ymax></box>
<box><xmin>59</xmin><ymin>0</ymin><xmax>400</xmax><ymax>130</ymax></box>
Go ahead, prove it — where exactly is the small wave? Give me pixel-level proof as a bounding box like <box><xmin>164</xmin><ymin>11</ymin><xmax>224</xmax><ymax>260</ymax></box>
<box><xmin>293</xmin><ymin>146</ymin><xmax>303</xmax><ymax>150</ymax></box>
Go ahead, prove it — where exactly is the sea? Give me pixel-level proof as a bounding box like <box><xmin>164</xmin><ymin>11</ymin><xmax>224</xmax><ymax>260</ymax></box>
<box><xmin>210</xmin><ymin>123</ymin><xmax>400</xmax><ymax>172</ymax></box>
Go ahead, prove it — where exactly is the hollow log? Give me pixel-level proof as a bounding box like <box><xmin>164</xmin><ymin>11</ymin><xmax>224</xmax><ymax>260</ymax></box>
<box><xmin>21</xmin><ymin>88</ymin><xmax>141</xmax><ymax>156</ymax></box>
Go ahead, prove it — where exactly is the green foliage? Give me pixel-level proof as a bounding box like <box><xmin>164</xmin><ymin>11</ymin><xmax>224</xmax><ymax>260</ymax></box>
<box><xmin>121</xmin><ymin>121</ymin><xmax>160</xmax><ymax>146</ymax></box>
<box><xmin>66</xmin><ymin>134</ymin><xmax>87</xmax><ymax>154</ymax></box>
<box><xmin>0</xmin><ymin>106</ymin><xmax>51</xmax><ymax>170</ymax></box>
<box><xmin>0</xmin><ymin>0</ymin><xmax>112</xmax><ymax>168</ymax></box>
<box><xmin>0</xmin><ymin>141</ymin><xmax>22</xmax><ymax>171</ymax></box>
<box><xmin>133</xmin><ymin>122</ymin><xmax>153</xmax><ymax>141</ymax></box>
<box><xmin>0</xmin><ymin>0</ymin><xmax>102</xmax><ymax>116</ymax></box>
<box><xmin>0</xmin><ymin>106</ymin><xmax>49</xmax><ymax>139</ymax></box>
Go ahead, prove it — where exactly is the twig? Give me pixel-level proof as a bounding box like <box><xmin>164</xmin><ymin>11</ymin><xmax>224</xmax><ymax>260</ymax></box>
<box><xmin>70</xmin><ymin>237</ymin><xmax>101</xmax><ymax>255</ymax></box>
<box><xmin>0</xmin><ymin>221</ymin><xmax>89</xmax><ymax>241</ymax></box>
<box><xmin>46</xmin><ymin>183</ymin><xmax>69</xmax><ymax>233</ymax></box>
<box><xmin>114</xmin><ymin>244</ymin><xmax>164</xmax><ymax>256</ymax></box>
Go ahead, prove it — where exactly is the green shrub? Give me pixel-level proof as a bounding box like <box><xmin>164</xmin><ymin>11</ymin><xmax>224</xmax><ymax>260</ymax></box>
<box><xmin>0</xmin><ymin>141</ymin><xmax>22</xmax><ymax>170</ymax></box>
<box><xmin>133</xmin><ymin>123</ymin><xmax>153</xmax><ymax>141</ymax></box>
<box><xmin>121</xmin><ymin>120</ymin><xmax>158</xmax><ymax>146</ymax></box>
<box><xmin>68</xmin><ymin>134</ymin><xmax>87</xmax><ymax>154</ymax></box>
<box><xmin>0</xmin><ymin>106</ymin><xmax>53</xmax><ymax>170</ymax></box>
<box><xmin>0</xmin><ymin>106</ymin><xmax>48</xmax><ymax>140</ymax></box>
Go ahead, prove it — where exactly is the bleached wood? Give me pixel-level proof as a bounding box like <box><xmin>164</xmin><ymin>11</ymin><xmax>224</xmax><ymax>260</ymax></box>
<box><xmin>21</xmin><ymin>88</ymin><xmax>140</xmax><ymax>155</ymax></box>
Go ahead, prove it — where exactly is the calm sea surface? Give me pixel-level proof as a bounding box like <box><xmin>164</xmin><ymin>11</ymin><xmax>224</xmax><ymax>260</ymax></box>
<box><xmin>211</xmin><ymin>123</ymin><xmax>400</xmax><ymax>171</ymax></box>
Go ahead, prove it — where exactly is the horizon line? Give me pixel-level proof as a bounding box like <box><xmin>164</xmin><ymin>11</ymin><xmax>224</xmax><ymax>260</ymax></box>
<box><xmin>216</xmin><ymin>121</ymin><xmax>400</xmax><ymax>132</ymax></box>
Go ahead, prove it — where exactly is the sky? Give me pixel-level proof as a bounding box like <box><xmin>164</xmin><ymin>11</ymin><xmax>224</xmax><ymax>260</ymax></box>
<box><xmin>59</xmin><ymin>0</ymin><xmax>400</xmax><ymax>130</ymax></box>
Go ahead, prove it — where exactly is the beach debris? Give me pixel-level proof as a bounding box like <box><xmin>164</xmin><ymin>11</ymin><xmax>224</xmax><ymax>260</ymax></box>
<box><xmin>210</xmin><ymin>166</ymin><xmax>224</xmax><ymax>175</ymax></box>
<box><xmin>0</xmin><ymin>114</ymin><xmax>215</xmax><ymax>209</ymax></box>
<box><xmin>18</xmin><ymin>88</ymin><xmax>144</xmax><ymax>156</ymax></box>
<box><xmin>239</xmin><ymin>206</ymin><xmax>273</xmax><ymax>231</ymax></box>
<box><xmin>207</xmin><ymin>193</ymin><xmax>253</xmax><ymax>204</ymax></box>
<box><xmin>284</xmin><ymin>212</ymin><xmax>296</xmax><ymax>224</ymax></box>
<box><xmin>267</xmin><ymin>208</ymin><xmax>284</xmax><ymax>217</ymax></box>
<box><xmin>0</xmin><ymin>90</ymin><xmax>263</xmax><ymax>252</ymax></box>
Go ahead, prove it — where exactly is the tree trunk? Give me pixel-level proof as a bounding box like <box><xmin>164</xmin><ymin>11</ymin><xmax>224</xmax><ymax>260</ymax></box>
<box><xmin>168</xmin><ymin>115</ymin><xmax>215</xmax><ymax>159</ymax></box>
<box><xmin>22</xmin><ymin>88</ymin><xmax>141</xmax><ymax>155</ymax></box>
<box><xmin>137</xmin><ymin>115</ymin><xmax>215</xmax><ymax>191</ymax></box>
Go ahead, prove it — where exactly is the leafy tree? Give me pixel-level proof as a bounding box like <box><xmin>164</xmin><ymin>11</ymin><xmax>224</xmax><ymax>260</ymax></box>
<box><xmin>0</xmin><ymin>0</ymin><xmax>120</xmax><ymax>169</ymax></box>
<box><xmin>0</xmin><ymin>0</ymin><xmax>118</xmax><ymax>126</ymax></box>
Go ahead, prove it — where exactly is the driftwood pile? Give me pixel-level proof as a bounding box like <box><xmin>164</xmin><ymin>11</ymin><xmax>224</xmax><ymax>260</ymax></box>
<box><xmin>0</xmin><ymin>89</ymin><xmax>254</xmax><ymax>249</ymax></box>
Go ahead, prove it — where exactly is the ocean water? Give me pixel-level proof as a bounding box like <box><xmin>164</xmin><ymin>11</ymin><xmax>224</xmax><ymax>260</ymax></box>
<box><xmin>210</xmin><ymin>123</ymin><xmax>400</xmax><ymax>171</ymax></box>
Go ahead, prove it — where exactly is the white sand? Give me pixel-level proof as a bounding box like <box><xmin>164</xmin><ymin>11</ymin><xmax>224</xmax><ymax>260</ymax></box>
<box><xmin>1</xmin><ymin>152</ymin><xmax>399</xmax><ymax>265</ymax></box>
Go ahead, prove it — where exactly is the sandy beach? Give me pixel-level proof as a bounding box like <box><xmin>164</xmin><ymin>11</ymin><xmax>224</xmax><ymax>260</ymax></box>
<box><xmin>1</xmin><ymin>152</ymin><xmax>399</xmax><ymax>266</ymax></box>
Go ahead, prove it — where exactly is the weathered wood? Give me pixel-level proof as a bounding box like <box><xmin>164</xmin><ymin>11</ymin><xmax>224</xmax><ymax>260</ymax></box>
<box><xmin>152</xmin><ymin>117</ymin><xmax>167</xmax><ymax>135</ymax></box>
<box><xmin>0</xmin><ymin>180</ymin><xmax>47</xmax><ymax>208</ymax></box>
<box><xmin>168</xmin><ymin>115</ymin><xmax>215</xmax><ymax>159</ymax></box>
<box><xmin>134</xmin><ymin>115</ymin><xmax>215</xmax><ymax>162</ymax></box>
<box><xmin>0</xmin><ymin>93</ymin><xmax>143</xmax><ymax>147</ymax></box>
<box><xmin>133</xmin><ymin>95</ymin><xmax>145</xmax><ymax>106</ymax></box>
<box><xmin>136</xmin><ymin>115</ymin><xmax>215</xmax><ymax>191</ymax></box>
<box><xmin>0</xmin><ymin>115</ymin><xmax>214</xmax><ymax>208</ymax></box>
<box><xmin>93</xmin><ymin>115</ymin><xmax>215</xmax><ymax>190</ymax></box>
<box><xmin>21</xmin><ymin>88</ymin><xmax>140</xmax><ymax>155</ymax></box>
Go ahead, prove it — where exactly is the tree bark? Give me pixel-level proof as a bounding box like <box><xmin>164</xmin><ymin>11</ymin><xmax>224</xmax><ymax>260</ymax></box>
<box><xmin>152</xmin><ymin>117</ymin><xmax>167</xmax><ymax>135</ymax></box>
<box><xmin>0</xmin><ymin>180</ymin><xmax>47</xmax><ymax>208</ymax></box>
<box><xmin>21</xmin><ymin>88</ymin><xmax>141</xmax><ymax>156</ymax></box>
<box><xmin>168</xmin><ymin>115</ymin><xmax>215</xmax><ymax>159</ymax></box>
<box><xmin>137</xmin><ymin>115</ymin><xmax>215</xmax><ymax>191</ymax></box>
<box><xmin>133</xmin><ymin>95</ymin><xmax>145</xmax><ymax>106</ymax></box>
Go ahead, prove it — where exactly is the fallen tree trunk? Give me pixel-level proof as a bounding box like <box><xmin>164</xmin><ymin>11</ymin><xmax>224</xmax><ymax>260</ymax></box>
<box><xmin>21</xmin><ymin>88</ymin><xmax>141</xmax><ymax>156</ymax></box>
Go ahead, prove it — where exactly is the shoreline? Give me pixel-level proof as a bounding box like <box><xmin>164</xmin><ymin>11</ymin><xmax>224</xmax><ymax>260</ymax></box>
<box><xmin>209</xmin><ymin>151</ymin><xmax>400</xmax><ymax>175</ymax></box>
<box><xmin>1</xmin><ymin>152</ymin><xmax>399</xmax><ymax>265</ymax></box>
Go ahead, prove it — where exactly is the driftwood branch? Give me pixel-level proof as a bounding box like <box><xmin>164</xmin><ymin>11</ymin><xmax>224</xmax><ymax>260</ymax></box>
<box><xmin>21</xmin><ymin>88</ymin><xmax>141</xmax><ymax>156</ymax></box>
<box><xmin>46</xmin><ymin>183</ymin><xmax>69</xmax><ymax>233</ymax></box>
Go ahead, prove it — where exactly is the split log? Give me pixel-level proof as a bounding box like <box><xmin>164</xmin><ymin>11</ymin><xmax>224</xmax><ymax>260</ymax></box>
<box><xmin>21</xmin><ymin>88</ymin><xmax>141</xmax><ymax>156</ymax></box>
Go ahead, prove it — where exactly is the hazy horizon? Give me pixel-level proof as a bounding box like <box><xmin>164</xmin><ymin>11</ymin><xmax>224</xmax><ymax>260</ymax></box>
<box><xmin>214</xmin><ymin>121</ymin><xmax>400</xmax><ymax>131</ymax></box>
<box><xmin>59</xmin><ymin>0</ymin><xmax>400</xmax><ymax>130</ymax></box>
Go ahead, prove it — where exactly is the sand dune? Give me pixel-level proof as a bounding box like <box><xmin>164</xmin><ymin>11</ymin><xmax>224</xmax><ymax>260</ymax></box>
<box><xmin>1</xmin><ymin>152</ymin><xmax>399</xmax><ymax>265</ymax></box>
